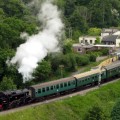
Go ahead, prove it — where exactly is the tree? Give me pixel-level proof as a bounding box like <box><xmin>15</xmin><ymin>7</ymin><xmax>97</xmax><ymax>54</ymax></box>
<box><xmin>51</xmin><ymin>54</ymin><xmax>64</xmax><ymax>72</ymax></box>
<box><xmin>101</xmin><ymin>48</ymin><xmax>109</xmax><ymax>56</ymax></box>
<box><xmin>95</xmin><ymin>37</ymin><xmax>101</xmax><ymax>44</ymax></box>
<box><xmin>88</xmin><ymin>28</ymin><xmax>101</xmax><ymax>36</ymax></box>
<box><xmin>88</xmin><ymin>0</ymin><xmax>118</xmax><ymax>27</ymax></box>
<box><xmin>111</xmin><ymin>99</ymin><xmax>120</xmax><ymax>120</ymax></box>
<box><xmin>72</xmin><ymin>30</ymin><xmax>81</xmax><ymax>41</ymax></box>
<box><xmin>63</xmin><ymin>53</ymin><xmax>77</xmax><ymax>71</ymax></box>
<box><xmin>63</xmin><ymin>39</ymin><xmax>73</xmax><ymax>54</ymax></box>
<box><xmin>75</xmin><ymin>54</ymin><xmax>90</xmax><ymax>66</ymax></box>
<box><xmin>0</xmin><ymin>76</ymin><xmax>16</xmax><ymax>91</ymax></box>
<box><xmin>0</xmin><ymin>0</ymin><xmax>27</xmax><ymax>18</ymax></box>
<box><xmin>33</xmin><ymin>61</ymin><xmax>51</xmax><ymax>81</ymax></box>
<box><xmin>84</xmin><ymin>105</ymin><xmax>107</xmax><ymax>120</ymax></box>
<box><xmin>69</xmin><ymin>8</ymin><xmax>88</xmax><ymax>33</ymax></box>
<box><xmin>89</xmin><ymin>53</ymin><xmax>97</xmax><ymax>62</ymax></box>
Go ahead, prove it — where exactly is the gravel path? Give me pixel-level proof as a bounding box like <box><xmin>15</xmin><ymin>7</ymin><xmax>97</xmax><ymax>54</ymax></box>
<box><xmin>96</xmin><ymin>56</ymin><xmax>107</xmax><ymax>62</ymax></box>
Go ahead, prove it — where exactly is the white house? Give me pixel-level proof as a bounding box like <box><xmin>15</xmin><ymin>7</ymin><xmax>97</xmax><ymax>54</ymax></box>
<box><xmin>79</xmin><ymin>36</ymin><xmax>97</xmax><ymax>45</ymax></box>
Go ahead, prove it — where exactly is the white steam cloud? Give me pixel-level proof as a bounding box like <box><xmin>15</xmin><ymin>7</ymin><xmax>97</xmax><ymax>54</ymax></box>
<box><xmin>10</xmin><ymin>0</ymin><xmax>64</xmax><ymax>83</ymax></box>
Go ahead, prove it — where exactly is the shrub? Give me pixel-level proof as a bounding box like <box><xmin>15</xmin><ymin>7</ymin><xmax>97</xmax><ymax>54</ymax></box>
<box><xmin>111</xmin><ymin>99</ymin><xmax>120</xmax><ymax>120</ymax></box>
<box><xmin>84</xmin><ymin>105</ymin><xmax>107</xmax><ymax>120</ymax></box>
<box><xmin>75</xmin><ymin>54</ymin><xmax>90</xmax><ymax>66</ymax></box>
<box><xmin>89</xmin><ymin>53</ymin><xmax>97</xmax><ymax>62</ymax></box>
<box><xmin>101</xmin><ymin>48</ymin><xmax>109</xmax><ymax>56</ymax></box>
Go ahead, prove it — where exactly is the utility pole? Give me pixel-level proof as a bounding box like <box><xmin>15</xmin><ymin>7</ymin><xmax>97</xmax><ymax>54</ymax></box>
<box><xmin>69</xmin><ymin>27</ymin><xmax>72</xmax><ymax>39</ymax></box>
<box><xmin>59</xmin><ymin>65</ymin><xmax>64</xmax><ymax>78</ymax></box>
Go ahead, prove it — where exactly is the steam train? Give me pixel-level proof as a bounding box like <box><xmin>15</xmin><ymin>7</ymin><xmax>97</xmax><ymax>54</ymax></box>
<box><xmin>0</xmin><ymin>61</ymin><xmax>120</xmax><ymax>111</ymax></box>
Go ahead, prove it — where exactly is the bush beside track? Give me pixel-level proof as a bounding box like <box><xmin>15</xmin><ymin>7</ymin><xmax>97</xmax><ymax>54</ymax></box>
<box><xmin>0</xmin><ymin>79</ymin><xmax>120</xmax><ymax>120</ymax></box>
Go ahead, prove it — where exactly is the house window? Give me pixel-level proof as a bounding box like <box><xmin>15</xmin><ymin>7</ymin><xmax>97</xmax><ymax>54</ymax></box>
<box><xmin>78</xmin><ymin>48</ymin><xmax>81</xmax><ymax>51</ymax></box>
<box><xmin>90</xmin><ymin>40</ymin><xmax>92</xmax><ymax>44</ymax></box>
<box><xmin>85</xmin><ymin>40</ymin><xmax>87</xmax><ymax>43</ymax></box>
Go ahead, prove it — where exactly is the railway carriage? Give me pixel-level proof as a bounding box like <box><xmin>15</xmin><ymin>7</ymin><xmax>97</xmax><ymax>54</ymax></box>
<box><xmin>29</xmin><ymin>77</ymin><xmax>76</xmax><ymax>98</ymax></box>
<box><xmin>74</xmin><ymin>69</ymin><xmax>106</xmax><ymax>88</ymax></box>
<box><xmin>105</xmin><ymin>61</ymin><xmax>120</xmax><ymax>78</ymax></box>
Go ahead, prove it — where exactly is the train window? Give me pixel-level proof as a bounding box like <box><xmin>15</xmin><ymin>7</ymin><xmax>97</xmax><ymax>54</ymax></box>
<box><xmin>60</xmin><ymin>83</ymin><xmax>63</xmax><ymax>88</ymax></box>
<box><xmin>68</xmin><ymin>81</ymin><xmax>71</xmax><ymax>86</ymax></box>
<box><xmin>42</xmin><ymin>88</ymin><xmax>45</xmax><ymax>92</ymax></box>
<box><xmin>56</xmin><ymin>84</ymin><xmax>59</xmax><ymax>89</ymax></box>
<box><xmin>73</xmin><ymin>81</ymin><xmax>75</xmax><ymax>84</ymax></box>
<box><xmin>46</xmin><ymin>87</ymin><xmax>49</xmax><ymax>91</ymax></box>
<box><xmin>51</xmin><ymin>86</ymin><xmax>53</xmax><ymax>90</ymax></box>
<box><xmin>38</xmin><ymin>89</ymin><xmax>41</xmax><ymax>93</ymax></box>
<box><xmin>64</xmin><ymin>83</ymin><xmax>67</xmax><ymax>87</ymax></box>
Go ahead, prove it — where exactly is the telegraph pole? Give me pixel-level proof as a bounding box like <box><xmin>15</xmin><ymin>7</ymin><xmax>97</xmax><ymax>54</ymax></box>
<box><xmin>59</xmin><ymin>65</ymin><xmax>64</xmax><ymax>78</ymax></box>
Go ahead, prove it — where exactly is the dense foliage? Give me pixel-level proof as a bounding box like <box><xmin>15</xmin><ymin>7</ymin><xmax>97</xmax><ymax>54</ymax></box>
<box><xmin>55</xmin><ymin>0</ymin><xmax>120</xmax><ymax>40</ymax></box>
<box><xmin>0</xmin><ymin>0</ymin><xmax>37</xmax><ymax>90</ymax></box>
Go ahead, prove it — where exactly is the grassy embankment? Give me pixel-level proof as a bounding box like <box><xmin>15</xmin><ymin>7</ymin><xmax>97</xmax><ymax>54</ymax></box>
<box><xmin>1</xmin><ymin>79</ymin><xmax>120</xmax><ymax>120</ymax></box>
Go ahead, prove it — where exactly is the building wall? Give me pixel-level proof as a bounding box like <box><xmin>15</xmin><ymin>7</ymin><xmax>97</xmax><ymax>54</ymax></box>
<box><xmin>73</xmin><ymin>46</ymin><xmax>85</xmax><ymax>54</ymax></box>
<box><xmin>116</xmin><ymin>39</ymin><xmax>120</xmax><ymax>47</ymax></box>
<box><xmin>79</xmin><ymin>36</ymin><xmax>97</xmax><ymax>45</ymax></box>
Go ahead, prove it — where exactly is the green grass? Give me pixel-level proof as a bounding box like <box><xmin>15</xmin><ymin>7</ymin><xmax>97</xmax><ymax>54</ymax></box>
<box><xmin>1</xmin><ymin>80</ymin><xmax>120</xmax><ymax>120</ymax></box>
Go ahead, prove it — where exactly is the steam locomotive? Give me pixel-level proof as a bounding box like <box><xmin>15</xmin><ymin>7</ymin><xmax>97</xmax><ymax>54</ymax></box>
<box><xmin>0</xmin><ymin>61</ymin><xmax>120</xmax><ymax>111</ymax></box>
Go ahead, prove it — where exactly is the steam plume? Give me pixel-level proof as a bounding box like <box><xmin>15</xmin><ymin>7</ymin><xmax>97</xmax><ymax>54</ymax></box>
<box><xmin>10</xmin><ymin>0</ymin><xmax>64</xmax><ymax>83</ymax></box>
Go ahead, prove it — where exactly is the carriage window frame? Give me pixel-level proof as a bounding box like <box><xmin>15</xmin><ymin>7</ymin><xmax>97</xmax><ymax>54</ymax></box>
<box><xmin>68</xmin><ymin>81</ymin><xmax>71</xmax><ymax>86</ymax></box>
<box><xmin>46</xmin><ymin>87</ymin><xmax>49</xmax><ymax>91</ymax></box>
<box><xmin>64</xmin><ymin>83</ymin><xmax>67</xmax><ymax>87</ymax></box>
<box><xmin>42</xmin><ymin>88</ymin><xmax>45</xmax><ymax>92</ymax></box>
<box><xmin>51</xmin><ymin>86</ymin><xmax>53</xmax><ymax>90</ymax></box>
<box><xmin>60</xmin><ymin>83</ymin><xmax>63</xmax><ymax>88</ymax></box>
<box><xmin>56</xmin><ymin>84</ymin><xmax>59</xmax><ymax>89</ymax></box>
<box><xmin>38</xmin><ymin>89</ymin><xmax>41</xmax><ymax>93</ymax></box>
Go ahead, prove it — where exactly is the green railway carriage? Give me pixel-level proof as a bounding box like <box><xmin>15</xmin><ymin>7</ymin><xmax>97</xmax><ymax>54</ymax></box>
<box><xmin>29</xmin><ymin>77</ymin><xmax>76</xmax><ymax>98</ymax></box>
<box><xmin>105</xmin><ymin>61</ymin><xmax>120</xmax><ymax>78</ymax></box>
<box><xmin>74</xmin><ymin>69</ymin><xmax>106</xmax><ymax>88</ymax></box>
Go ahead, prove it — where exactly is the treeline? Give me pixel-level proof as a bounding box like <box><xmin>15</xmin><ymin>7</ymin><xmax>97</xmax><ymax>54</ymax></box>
<box><xmin>55</xmin><ymin>0</ymin><xmax>120</xmax><ymax>40</ymax></box>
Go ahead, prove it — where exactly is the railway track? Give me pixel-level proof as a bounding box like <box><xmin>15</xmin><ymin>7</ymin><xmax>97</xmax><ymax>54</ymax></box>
<box><xmin>0</xmin><ymin>77</ymin><xmax>119</xmax><ymax>115</ymax></box>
